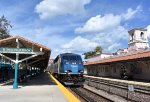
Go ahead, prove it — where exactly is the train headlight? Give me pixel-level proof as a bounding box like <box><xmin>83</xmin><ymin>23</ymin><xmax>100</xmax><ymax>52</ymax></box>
<box><xmin>65</xmin><ymin>62</ymin><xmax>69</xmax><ymax>64</ymax></box>
<box><xmin>72</xmin><ymin>62</ymin><xmax>76</xmax><ymax>64</ymax></box>
<box><xmin>79</xmin><ymin>62</ymin><xmax>82</xmax><ymax>64</ymax></box>
<box><xmin>65</xmin><ymin>70</ymin><xmax>71</xmax><ymax>73</ymax></box>
<box><xmin>80</xmin><ymin>70</ymin><xmax>84</xmax><ymax>73</ymax></box>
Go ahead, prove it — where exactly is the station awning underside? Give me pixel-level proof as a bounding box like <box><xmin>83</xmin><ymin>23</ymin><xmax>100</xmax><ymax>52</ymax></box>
<box><xmin>84</xmin><ymin>49</ymin><xmax>150</xmax><ymax>66</ymax></box>
<box><xmin>0</xmin><ymin>36</ymin><xmax>51</xmax><ymax>69</ymax></box>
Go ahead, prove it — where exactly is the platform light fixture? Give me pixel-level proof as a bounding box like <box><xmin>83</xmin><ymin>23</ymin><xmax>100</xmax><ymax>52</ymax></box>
<box><xmin>40</xmin><ymin>48</ymin><xmax>42</xmax><ymax>52</ymax></box>
<box><xmin>16</xmin><ymin>38</ymin><xmax>18</xmax><ymax>43</ymax></box>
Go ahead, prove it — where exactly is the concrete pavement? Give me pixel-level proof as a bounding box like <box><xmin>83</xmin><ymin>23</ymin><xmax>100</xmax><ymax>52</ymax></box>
<box><xmin>0</xmin><ymin>72</ymin><xmax>68</xmax><ymax>102</ymax></box>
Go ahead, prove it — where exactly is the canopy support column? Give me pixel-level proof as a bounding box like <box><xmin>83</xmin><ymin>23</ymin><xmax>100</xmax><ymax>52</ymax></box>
<box><xmin>13</xmin><ymin>53</ymin><xmax>19</xmax><ymax>89</ymax></box>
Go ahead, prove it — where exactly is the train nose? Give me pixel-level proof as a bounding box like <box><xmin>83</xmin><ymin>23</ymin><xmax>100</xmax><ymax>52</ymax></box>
<box><xmin>71</xmin><ymin>65</ymin><xmax>78</xmax><ymax>73</ymax></box>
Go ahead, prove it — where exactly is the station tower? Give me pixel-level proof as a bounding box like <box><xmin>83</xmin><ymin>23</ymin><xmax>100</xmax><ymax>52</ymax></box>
<box><xmin>128</xmin><ymin>28</ymin><xmax>149</xmax><ymax>52</ymax></box>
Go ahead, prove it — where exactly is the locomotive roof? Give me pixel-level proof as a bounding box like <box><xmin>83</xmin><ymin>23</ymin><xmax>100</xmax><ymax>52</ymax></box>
<box><xmin>53</xmin><ymin>53</ymin><xmax>81</xmax><ymax>62</ymax></box>
<box><xmin>60</xmin><ymin>53</ymin><xmax>80</xmax><ymax>56</ymax></box>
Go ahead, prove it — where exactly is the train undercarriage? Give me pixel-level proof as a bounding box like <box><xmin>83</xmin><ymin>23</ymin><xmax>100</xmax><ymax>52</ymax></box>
<box><xmin>53</xmin><ymin>73</ymin><xmax>85</xmax><ymax>86</ymax></box>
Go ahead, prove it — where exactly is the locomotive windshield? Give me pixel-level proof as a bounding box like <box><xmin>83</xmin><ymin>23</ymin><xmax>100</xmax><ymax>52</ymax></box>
<box><xmin>77</xmin><ymin>56</ymin><xmax>82</xmax><ymax>64</ymax></box>
<box><xmin>70</xmin><ymin>56</ymin><xmax>77</xmax><ymax>64</ymax></box>
<box><xmin>62</xmin><ymin>55</ymin><xmax>82</xmax><ymax>64</ymax></box>
<box><xmin>62</xmin><ymin>56</ymin><xmax>69</xmax><ymax>64</ymax></box>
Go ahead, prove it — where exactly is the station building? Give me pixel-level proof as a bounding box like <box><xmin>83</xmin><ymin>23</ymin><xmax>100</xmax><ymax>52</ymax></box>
<box><xmin>84</xmin><ymin>28</ymin><xmax>150</xmax><ymax>81</ymax></box>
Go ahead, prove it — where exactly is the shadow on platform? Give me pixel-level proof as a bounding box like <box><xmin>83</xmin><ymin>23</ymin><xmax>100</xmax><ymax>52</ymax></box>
<box><xmin>3</xmin><ymin>72</ymin><xmax>57</xmax><ymax>86</ymax></box>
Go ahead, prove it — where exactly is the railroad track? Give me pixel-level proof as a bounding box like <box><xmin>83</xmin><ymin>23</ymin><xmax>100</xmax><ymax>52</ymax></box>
<box><xmin>68</xmin><ymin>86</ymin><xmax>113</xmax><ymax>102</ymax></box>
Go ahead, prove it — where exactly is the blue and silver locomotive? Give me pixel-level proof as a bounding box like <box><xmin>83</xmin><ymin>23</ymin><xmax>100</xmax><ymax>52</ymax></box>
<box><xmin>49</xmin><ymin>53</ymin><xmax>84</xmax><ymax>85</ymax></box>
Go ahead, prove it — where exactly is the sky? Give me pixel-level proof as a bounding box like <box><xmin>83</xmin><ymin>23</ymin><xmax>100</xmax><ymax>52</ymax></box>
<box><xmin>0</xmin><ymin>0</ymin><xmax>150</xmax><ymax>59</ymax></box>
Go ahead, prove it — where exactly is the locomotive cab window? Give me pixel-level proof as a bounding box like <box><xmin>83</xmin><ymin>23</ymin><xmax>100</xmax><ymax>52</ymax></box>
<box><xmin>77</xmin><ymin>56</ymin><xmax>82</xmax><ymax>64</ymax></box>
<box><xmin>70</xmin><ymin>56</ymin><xmax>77</xmax><ymax>64</ymax></box>
<box><xmin>62</xmin><ymin>56</ymin><xmax>69</xmax><ymax>64</ymax></box>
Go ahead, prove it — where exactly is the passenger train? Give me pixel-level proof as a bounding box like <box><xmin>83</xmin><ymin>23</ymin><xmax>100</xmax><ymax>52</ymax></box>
<box><xmin>49</xmin><ymin>53</ymin><xmax>84</xmax><ymax>85</ymax></box>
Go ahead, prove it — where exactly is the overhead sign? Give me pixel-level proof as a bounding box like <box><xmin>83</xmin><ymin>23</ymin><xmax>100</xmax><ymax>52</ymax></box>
<box><xmin>0</xmin><ymin>63</ymin><xmax>12</xmax><ymax>68</ymax></box>
<box><xmin>0</xmin><ymin>47</ymin><xmax>32</xmax><ymax>53</ymax></box>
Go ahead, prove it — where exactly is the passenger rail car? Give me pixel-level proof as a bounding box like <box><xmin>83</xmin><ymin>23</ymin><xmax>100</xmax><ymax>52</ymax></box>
<box><xmin>49</xmin><ymin>53</ymin><xmax>84</xmax><ymax>85</ymax></box>
<box><xmin>0</xmin><ymin>63</ymin><xmax>12</xmax><ymax>82</ymax></box>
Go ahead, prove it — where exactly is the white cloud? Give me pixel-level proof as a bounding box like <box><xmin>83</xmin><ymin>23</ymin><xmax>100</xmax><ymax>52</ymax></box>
<box><xmin>75</xmin><ymin>6</ymin><xmax>141</xmax><ymax>34</ymax></box>
<box><xmin>75</xmin><ymin>14</ymin><xmax>121</xmax><ymax>33</ymax></box>
<box><xmin>61</xmin><ymin>36</ymin><xmax>99</xmax><ymax>52</ymax></box>
<box><xmin>73</xmin><ymin>6</ymin><xmax>142</xmax><ymax>53</ymax></box>
<box><xmin>122</xmin><ymin>5</ymin><xmax>142</xmax><ymax>20</ymax></box>
<box><xmin>35</xmin><ymin>0</ymin><xmax>91</xmax><ymax>19</ymax></box>
<box><xmin>60</xmin><ymin>27</ymin><xmax>125</xmax><ymax>54</ymax></box>
<box><xmin>89</xmin><ymin>26</ymin><xmax>128</xmax><ymax>51</ymax></box>
<box><xmin>108</xmin><ymin>43</ymin><xmax>121</xmax><ymax>51</ymax></box>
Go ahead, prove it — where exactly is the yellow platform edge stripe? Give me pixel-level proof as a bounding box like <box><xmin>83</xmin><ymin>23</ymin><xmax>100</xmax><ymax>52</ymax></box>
<box><xmin>48</xmin><ymin>72</ymin><xmax>80</xmax><ymax>102</ymax></box>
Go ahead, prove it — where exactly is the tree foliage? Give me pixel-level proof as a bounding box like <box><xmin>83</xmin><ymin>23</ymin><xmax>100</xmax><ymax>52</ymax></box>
<box><xmin>94</xmin><ymin>46</ymin><xmax>102</xmax><ymax>54</ymax></box>
<box><xmin>0</xmin><ymin>15</ymin><xmax>12</xmax><ymax>39</ymax></box>
<box><xmin>83</xmin><ymin>46</ymin><xmax>103</xmax><ymax>59</ymax></box>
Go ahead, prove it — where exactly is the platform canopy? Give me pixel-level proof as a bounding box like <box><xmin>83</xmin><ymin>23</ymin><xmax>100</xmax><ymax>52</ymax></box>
<box><xmin>0</xmin><ymin>36</ymin><xmax>51</xmax><ymax>69</ymax></box>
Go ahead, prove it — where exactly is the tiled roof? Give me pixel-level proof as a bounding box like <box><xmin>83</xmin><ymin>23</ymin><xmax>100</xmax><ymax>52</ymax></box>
<box><xmin>84</xmin><ymin>49</ymin><xmax>150</xmax><ymax>65</ymax></box>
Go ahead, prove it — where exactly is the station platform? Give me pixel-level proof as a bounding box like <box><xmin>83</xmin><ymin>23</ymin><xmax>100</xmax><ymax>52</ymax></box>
<box><xmin>0</xmin><ymin>72</ymin><xmax>69</xmax><ymax>102</ymax></box>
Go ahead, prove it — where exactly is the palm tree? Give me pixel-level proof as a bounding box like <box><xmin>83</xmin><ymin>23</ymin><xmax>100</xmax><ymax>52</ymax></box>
<box><xmin>94</xmin><ymin>46</ymin><xmax>102</xmax><ymax>55</ymax></box>
<box><xmin>83</xmin><ymin>46</ymin><xmax>103</xmax><ymax>59</ymax></box>
<box><xmin>0</xmin><ymin>15</ymin><xmax>12</xmax><ymax>39</ymax></box>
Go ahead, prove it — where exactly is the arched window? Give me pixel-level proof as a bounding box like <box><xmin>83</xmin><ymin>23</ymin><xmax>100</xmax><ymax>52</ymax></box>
<box><xmin>140</xmin><ymin>32</ymin><xmax>144</xmax><ymax>40</ymax></box>
<box><xmin>131</xmin><ymin>33</ymin><xmax>134</xmax><ymax>41</ymax></box>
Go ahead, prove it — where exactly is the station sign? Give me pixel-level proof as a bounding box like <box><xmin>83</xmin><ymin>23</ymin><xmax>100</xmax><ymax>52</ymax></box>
<box><xmin>0</xmin><ymin>47</ymin><xmax>32</xmax><ymax>53</ymax></box>
<box><xmin>128</xmin><ymin>85</ymin><xmax>134</xmax><ymax>91</ymax></box>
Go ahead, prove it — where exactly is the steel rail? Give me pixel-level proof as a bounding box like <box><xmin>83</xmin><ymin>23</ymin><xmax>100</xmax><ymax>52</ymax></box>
<box><xmin>69</xmin><ymin>87</ymin><xmax>113</xmax><ymax>102</ymax></box>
